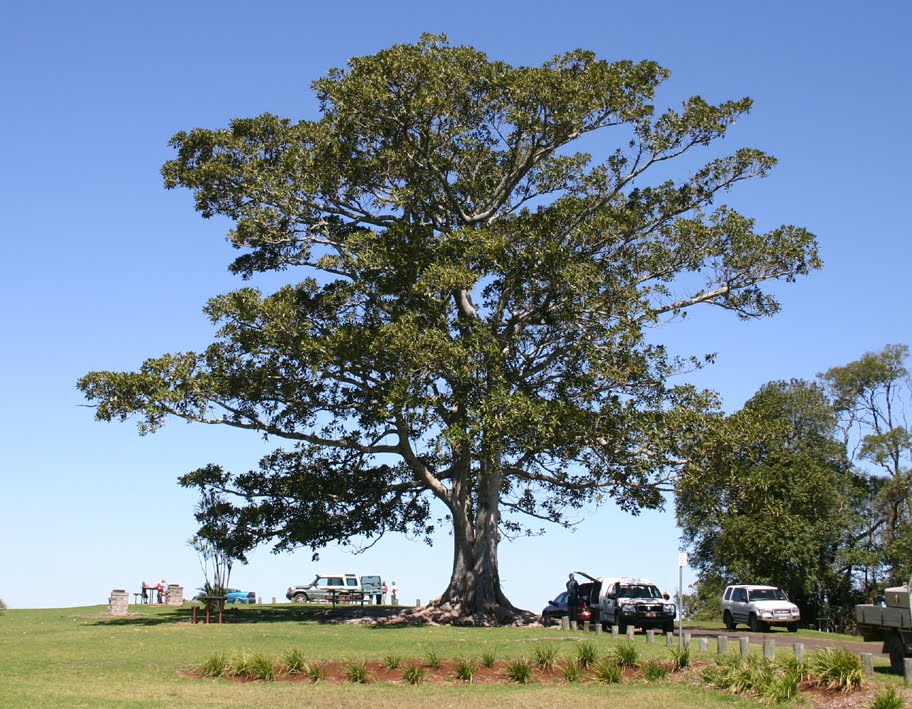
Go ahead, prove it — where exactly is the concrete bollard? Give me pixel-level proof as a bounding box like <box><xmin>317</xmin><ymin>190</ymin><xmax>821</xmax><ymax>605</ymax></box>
<box><xmin>584</xmin><ymin>621</ymin><xmax>590</xmax><ymax>632</ymax></box>
<box><xmin>764</xmin><ymin>639</ymin><xmax>775</xmax><ymax>660</ymax></box>
<box><xmin>683</xmin><ymin>632</ymin><xmax>692</xmax><ymax>649</ymax></box>
<box><xmin>611</xmin><ymin>626</ymin><xmax>619</xmax><ymax>639</ymax></box>
<box><xmin>107</xmin><ymin>589</ymin><xmax>129</xmax><ymax>616</ymax></box>
<box><xmin>570</xmin><ymin>620</ymin><xmax>577</xmax><ymax>631</ymax></box>
<box><xmin>717</xmin><ymin>635</ymin><xmax>728</xmax><ymax>654</ymax></box>
<box><xmin>793</xmin><ymin>643</ymin><xmax>804</xmax><ymax>664</ymax></box>
<box><xmin>596</xmin><ymin>623</ymin><xmax>603</xmax><ymax>636</ymax></box>
<box><xmin>666</xmin><ymin>631</ymin><xmax>675</xmax><ymax>647</ymax></box>
<box><xmin>626</xmin><ymin>626</ymin><xmax>635</xmax><ymax>641</ymax></box>
<box><xmin>258</xmin><ymin>596</ymin><xmax>263</xmax><ymax>605</ymax></box>
<box><xmin>561</xmin><ymin>616</ymin><xmax>569</xmax><ymax>630</ymax></box>
<box><xmin>860</xmin><ymin>652</ymin><xmax>873</xmax><ymax>678</ymax></box>
<box><xmin>272</xmin><ymin>597</ymin><xmax>276</xmax><ymax>604</ymax></box>
<box><xmin>646</xmin><ymin>630</ymin><xmax>655</xmax><ymax>644</ymax></box>
<box><xmin>698</xmin><ymin>637</ymin><xmax>709</xmax><ymax>652</ymax></box>
<box><xmin>905</xmin><ymin>658</ymin><xmax>912</xmax><ymax>687</ymax></box>
<box><xmin>739</xmin><ymin>636</ymin><xmax>750</xmax><ymax>658</ymax></box>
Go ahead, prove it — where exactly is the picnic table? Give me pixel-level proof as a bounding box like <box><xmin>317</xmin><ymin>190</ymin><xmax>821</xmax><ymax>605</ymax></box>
<box><xmin>192</xmin><ymin>595</ymin><xmax>227</xmax><ymax>624</ymax></box>
<box><xmin>327</xmin><ymin>589</ymin><xmax>367</xmax><ymax>608</ymax></box>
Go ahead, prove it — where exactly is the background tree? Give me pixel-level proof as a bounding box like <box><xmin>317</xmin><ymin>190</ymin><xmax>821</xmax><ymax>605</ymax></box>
<box><xmin>78</xmin><ymin>35</ymin><xmax>818</xmax><ymax>622</ymax></box>
<box><xmin>188</xmin><ymin>486</ymin><xmax>255</xmax><ymax>596</ymax></box>
<box><xmin>820</xmin><ymin>344</ymin><xmax>912</xmax><ymax>590</ymax></box>
<box><xmin>676</xmin><ymin>380</ymin><xmax>863</xmax><ymax>622</ymax></box>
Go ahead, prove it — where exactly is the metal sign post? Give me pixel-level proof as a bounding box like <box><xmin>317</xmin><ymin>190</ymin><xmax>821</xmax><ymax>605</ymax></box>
<box><xmin>678</xmin><ymin>552</ymin><xmax>688</xmax><ymax>647</ymax></box>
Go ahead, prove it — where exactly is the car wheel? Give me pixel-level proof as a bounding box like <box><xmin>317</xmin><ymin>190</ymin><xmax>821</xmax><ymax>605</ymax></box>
<box><xmin>617</xmin><ymin>615</ymin><xmax>628</xmax><ymax>635</ymax></box>
<box><xmin>748</xmin><ymin>614</ymin><xmax>761</xmax><ymax>633</ymax></box>
<box><xmin>541</xmin><ymin>613</ymin><xmax>551</xmax><ymax>627</ymax></box>
<box><xmin>292</xmin><ymin>593</ymin><xmax>308</xmax><ymax>603</ymax></box>
<box><xmin>888</xmin><ymin>632</ymin><xmax>907</xmax><ymax>675</ymax></box>
<box><xmin>663</xmin><ymin>621</ymin><xmax>674</xmax><ymax>634</ymax></box>
<box><xmin>723</xmin><ymin>611</ymin><xmax>736</xmax><ymax>631</ymax></box>
<box><xmin>787</xmin><ymin>622</ymin><xmax>798</xmax><ymax>633</ymax></box>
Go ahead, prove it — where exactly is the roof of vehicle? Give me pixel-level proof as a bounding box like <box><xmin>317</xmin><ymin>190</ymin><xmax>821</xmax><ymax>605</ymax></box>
<box><xmin>726</xmin><ymin>584</ymin><xmax>780</xmax><ymax>590</ymax></box>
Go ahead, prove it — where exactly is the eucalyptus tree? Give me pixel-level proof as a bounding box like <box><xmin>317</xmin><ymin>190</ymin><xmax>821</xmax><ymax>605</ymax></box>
<box><xmin>78</xmin><ymin>35</ymin><xmax>819</xmax><ymax>621</ymax></box>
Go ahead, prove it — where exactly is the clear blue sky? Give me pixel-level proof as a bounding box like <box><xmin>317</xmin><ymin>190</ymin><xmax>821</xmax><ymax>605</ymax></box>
<box><xmin>1</xmin><ymin>1</ymin><xmax>909</xmax><ymax>611</ymax></box>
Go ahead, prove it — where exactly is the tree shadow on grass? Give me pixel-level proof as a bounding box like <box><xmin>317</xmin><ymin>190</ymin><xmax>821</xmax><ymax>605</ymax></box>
<box><xmin>87</xmin><ymin>604</ymin><xmax>407</xmax><ymax>626</ymax></box>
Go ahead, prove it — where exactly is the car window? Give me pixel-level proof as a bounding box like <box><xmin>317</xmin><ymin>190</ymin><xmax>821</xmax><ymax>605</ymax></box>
<box><xmin>346</xmin><ymin>578</ymin><xmax>358</xmax><ymax>587</ymax></box>
<box><xmin>328</xmin><ymin>578</ymin><xmax>344</xmax><ymax>587</ymax></box>
<box><xmin>734</xmin><ymin>588</ymin><xmax>748</xmax><ymax>602</ymax></box>
<box><xmin>749</xmin><ymin>588</ymin><xmax>787</xmax><ymax>601</ymax></box>
<box><xmin>617</xmin><ymin>584</ymin><xmax>661</xmax><ymax>599</ymax></box>
<box><xmin>723</xmin><ymin>587</ymin><xmax>732</xmax><ymax>600</ymax></box>
<box><xmin>554</xmin><ymin>592</ymin><xmax>568</xmax><ymax>604</ymax></box>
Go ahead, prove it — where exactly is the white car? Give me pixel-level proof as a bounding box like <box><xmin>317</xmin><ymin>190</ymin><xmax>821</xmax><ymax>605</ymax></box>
<box><xmin>722</xmin><ymin>584</ymin><xmax>800</xmax><ymax>632</ymax></box>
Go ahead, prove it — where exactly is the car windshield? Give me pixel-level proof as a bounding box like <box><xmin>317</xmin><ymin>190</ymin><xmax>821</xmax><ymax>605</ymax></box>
<box><xmin>748</xmin><ymin>588</ymin><xmax>787</xmax><ymax>601</ymax></box>
<box><xmin>617</xmin><ymin>584</ymin><xmax>662</xmax><ymax>599</ymax></box>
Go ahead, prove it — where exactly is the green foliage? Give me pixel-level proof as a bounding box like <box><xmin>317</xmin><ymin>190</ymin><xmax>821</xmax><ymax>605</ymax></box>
<box><xmin>246</xmin><ymin>652</ymin><xmax>278</xmax><ymax>682</ymax></box>
<box><xmin>592</xmin><ymin>657</ymin><xmax>623</xmax><ymax>684</ymax></box>
<box><xmin>702</xmin><ymin>654</ymin><xmax>806</xmax><ymax>703</ymax></box>
<box><xmin>452</xmin><ymin>656</ymin><xmax>477</xmax><ymax>682</ymax></box>
<box><xmin>869</xmin><ymin>685</ymin><xmax>905</xmax><ymax>709</ymax></box>
<box><xmin>561</xmin><ymin>657</ymin><xmax>583</xmax><ymax>683</ymax></box>
<box><xmin>343</xmin><ymin>658</ymin><xmax>369</xmax><ymax>684</ymax></box>
<box><xmin>424</xmin><ymin>648</ymin><xmax>442</xmax><ymax>669</ymax></box>
<box><xmin>642</xmin><ymin>659</ymin><xmax>669</xmax><ymax>682</ymax></box>
<box><xmin>504</xmin><ymin>658</ymin><xmax>535</xmax><ymax>684</ymax></box>
<box><xmin>670</xmin><ymin>646</ymin><xmax>691</xmax><ymax>672</ymax></box>
<box><xmin>808</xmin><ymin>648</ymin><xmax>864</xmax><ymax>692</ymax></box>
<box><xmin>79</xmin><ymin>34</ymin><xmax>820</xmax><ymax>615</ymax></box>
<box><xmin>574</xmin><ymin>639</ymin><xmax>600</xmax><ymax>668</ymax></box>
<box><xmin>612</xmin><ymin>641</ymin><xmax>640</xmax><ymax>668</ymax></box>
<box><xmin>480</xmin><ymin>644</ymin><xmax>498</xmax><ymax>668</ymax></box>
<box><xmin>531</xmin><ymin>642</ymin><xmax>559</xmax><ymax>670</ymax></box>
<box><xmin>402</xmin><ymin>663</ymin><xmax>426</xmax><ymax>685</ymax></box>
<box><xmin>382</xmin><ymin>654</ymin><xmax>401</xmax><ymax>670</ymax></box>
<box><xmin>0</xmin><ymin>598</ymin><xmax>6</xmax><ymax>616</ymax></box>
<box><xmin>283</xmin><ymin>647</ymin><xmax>305</xmax><ymax>673</ymax></box>
<box><xmin>199</xmin><ymin>651</ymin><xmax>229</xmax><ymax>678</ymax></box>
<box><xmin>302</xmin><ymin>661</ymin><xmax>327</xmax><ymax>683</ymax></box>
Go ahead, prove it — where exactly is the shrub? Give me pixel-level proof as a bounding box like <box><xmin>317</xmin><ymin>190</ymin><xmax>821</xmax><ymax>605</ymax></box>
<box><xmin>284</xmin><ymin>647</ymin><xmax>305</xmax><ymax>674</ymax></box>
<box><xmin>809</xmin><ymin>648</ymin><xmax>864</xmax><ymax>692</ymax></box>
<box><xmin>701</xmin><ymin>653</ymin><xmax>743</xmax><ymax>690</ymax></box>
<box><xmin>402</xmin><ymin>663</ymin><xmax>426</xmax><ymax>685</ymax></box>
<box><xmin>480</xmin><ymin>644</ymin><xmax>498</xmax><ymax>668</ymax></box>
<box><xmin>382</xmin><ymin>654</ymin><xmax>401</xmax><ymax>670</ymax></box>
<box><xmin>424</xmin><ymin>649</ymin><xmax>442</xmax><ymax>669</ymax></box>
<box><xmin>642</xmin><ymin>658</ymin><xmax>669</xmax><ymax>682</ymax></box>
<box><xmin>592</xmin><ymin>657</ymin><xmax>622</xmax><ymax>684</ymax></box>
<box><xmin>575</xmin><ymin>639</ymin><xmax>600</xmax><ymax>668</ymax></box>
<box><xmin>0</xmin><ymin>598</ymin><xmax>6</xmax><ymax>616</ymax></box>
<box><xmin>228</xmin><ymin>651</ymin><xmax>254</xmax><ymax>678</ymax></box>
<box><xmin>561</xmin><ymin>657</ymin><xmax>583</xmax><ymax>683</ymax></box>
<box><xmin>504</xmin><ymin>658</ymin><xmax>535</xmax><ymax>684</ymax></box>
<box><xmin>670</xmin><ymin>646</ymin><xmax>690</xmax><ymax>672</ymax></box>
<box><xmin>532</xmin><ymin>643</ymin><xmax>559</xmax><ymax>670</ymax></box>
<box><xmin>302</xmin><ymin>661</ymin><xmax>327</xmax><ymax>683</ymax></box>
<box><xmin>870</xmin><ymin>685</ymin><xmax>905</xmax><ymax>709</ymax></box>
<box><xmin>453</xmin><ymin>656</ymin><xmax>477</xmax><ymax>682</ymax></box>
<box><xmin>612</xmin><ymin>641</ymin><xmax>640</xmax><ymax>669</ymax></box>
<box><xmin>343</xmin><ymin>659</ymin><xmax>370</xmax><ymax>684</ymax></box>
<box><xmin>200</xmin><ymin>651</ymin><xmax>229</xmax><ymax>678</ymax></box>
<box><xmin>247</xmin><ymin>652</ymin><xmax>278</xmax><ymax>682</ymax></box>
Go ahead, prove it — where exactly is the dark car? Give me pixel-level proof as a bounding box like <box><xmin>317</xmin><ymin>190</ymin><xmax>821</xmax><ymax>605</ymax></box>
<box><xmin>541</xmin><ymin>590</ymin><xmax>592</xmax><ymax>626</ymax></box>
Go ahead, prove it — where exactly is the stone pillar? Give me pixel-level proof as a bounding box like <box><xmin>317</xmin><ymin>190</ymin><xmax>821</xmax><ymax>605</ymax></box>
<box><xmin>108</xmin><ymin>589</ymin><xmax>129</xmax><ymax>616</ymax></box>
<box><xmin>165</xmin><ymin>585</ymin><xmax>183</xmax><ymax>606</ymax></box>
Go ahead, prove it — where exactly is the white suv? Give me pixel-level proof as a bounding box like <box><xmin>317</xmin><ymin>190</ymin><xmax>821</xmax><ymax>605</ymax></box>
<box><xmin>722</xmin><ymin>584</ymin><xmax>800</xmax><ymax>633</ymax></box>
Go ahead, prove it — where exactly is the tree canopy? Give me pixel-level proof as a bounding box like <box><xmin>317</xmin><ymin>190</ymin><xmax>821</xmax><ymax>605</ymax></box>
<box><xmin>78</xmin><ymin>35</ymin><xmax>819</xmax><ymax>622</ymax></box>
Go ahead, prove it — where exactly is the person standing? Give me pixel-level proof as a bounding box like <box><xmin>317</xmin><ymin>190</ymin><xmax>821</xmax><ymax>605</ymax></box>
<box><xmin>391</xmin><ymin>581</ymin><xmax>398</xmax><ymax>606</ymax></box>
<box><xmin>566</xmin><ymin>573</ymin><xmax>580</xmax><ymax>624</ymax></box>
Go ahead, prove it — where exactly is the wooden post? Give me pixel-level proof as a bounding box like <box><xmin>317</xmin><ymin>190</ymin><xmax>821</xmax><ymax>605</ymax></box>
<box><xmin>717</xmin><ymin>635</ymin><xmax>728</xmax><ymax>654</ymax></box>
<box><xmin>626</xmin><ymin>626</ymin><xmax>635</xmax><ymax>641</ymax></box>
<box><xmin>763</xmin><ymin>639</ymin><xmax>775</xmax><ymax>660</ymax></box>
<box><xmin>561</xmin><ymin>616</ymin><xmax>569</xmax><ymax>630</ymax></box>
<box><xmin>645</xmin><ymin>630</ymin><xmax>655</xmax><ymax>644</ymax></box>
<box><xmin>683</xmin><ymin>632</ymin><xmax>692</xmax><ymax>649</ymax></box>
<box><xmin>611</xmin><ymin>626</ymin><xmax>619</xmax><ymax>639</ymax></box>
<box><xmin>584</xmin><ymin>621</ymin><xmax>590</xmax><ymax>632</ymax></box>
<box><xmin>904</xmin><ymin>658</ymin><xmax>912</xmax><ymax>687</ymax></box>
<box><xmin>698</xmin><ymin>637</ymin><xmax>708</xmax><ymax>652</ymax></box>
<box><xmin>739</xmin><ymin>636</ymin><xmax>750</xmax><ymax>658</ymax></box>
<box><xmin>595</xmin><ymin>623</ymin><xmax>603</xmax><ymax>636</ymax></box>
<box><xmin>860</xmin><ymin>653</ymin><xmax>873</xmax><ymax>678</ymax></box>
<box><xmin>793</xmin><ymin>643</ymin><xmax>804</xmax><ymax>664</ymax></box>
<box><xmin>666</xmin><ymin>631</ymin><xmax>675</xmax><ymax>647</ymax></box>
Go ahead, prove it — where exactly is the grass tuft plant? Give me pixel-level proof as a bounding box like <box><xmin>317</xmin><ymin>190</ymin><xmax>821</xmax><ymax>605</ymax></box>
<box><xmin>480</xmin><ymin>644</ymin><xmax>498</xmax><ymax>668</ymax></box>
<box><xmin>561</xmin><ymin>657</ymin><xmax>583</xmax><ymax>683</ymax></box>
<box><xmin>504</xmin><ymin>657</ymin><xmax>535</xmax><ymax>684</ymax></box>
<box><xmin>247</xmin><ymin>652</ymin><xmax>278</xmax><ymax>682</ymax></box>
<box><xmin>228</xmin><ymin>651</ymin><xmax>254</xmax><ymax>678</ymax></box>
<box><xmin>283</xmin><ymin>647</ymin><xmax>305</xmax><ymax>674</ymax></box>
<box><xmin>670</xmin><ymin>646</ymin><xmax>690</xmax><ymax>671</ymax></box>
<box><xmin>870</xmin><ymin>685</ymin><xmax>905</xmax><ymax>709</ymax></box>
<box><xmin>343</xmin><ymin>659</ymin><xmax>370</xmax><ymax>684</ymax></box>
<box><xmin>808</xmin><ymin>648</ymin><xmax>864</xmax><ymax>692</ymax></box>
<box><xmin>302</xmin><ymin>661</ymin><xmax>327</xmax><ymax>683</ymax></box>
<box><xmin>532</xmin><ymin>643</ymin><xmax>559</xmax><ymax>670</ymax></box>
<box><xmin>453</xmin><ymin>656</ymin><xmax>477</xmax><ymax>682</ymax></box>
<box><xmin>592</xmin><ymin>657</ymin><xmax>622</xmax><ymax>684</ymax></box>
<box><xmin>612</xmin><ymin>641</ymin><xmax>640</xmax><ymax>669</ymax></box>
<box><xmin>402</xmin><ymin>663</ymin><xmax>426</xmax><ymax>685</ymax></box>
<box><xmin>200</xmin><ymin>651</ymin><xmax>229</xmax><ymax>678</ymax></box>
<box><xmin>575</xmin><ymin>639</ymin><xmax>600</xmax><ymax>668</ymax></box>
<box><xmin>424</xmin><ymin>649</ymin><xmax>442</xmax><ymax>669</ymax></box>
<box><xmin>382</xmin><ymin>654</ymin><xmax>401</xmax><ymax>670</ymax></box>
<box><xmin>642</xmin><ymin>658</ymin><xmax>669</xmax><ymax>682</ymax></box>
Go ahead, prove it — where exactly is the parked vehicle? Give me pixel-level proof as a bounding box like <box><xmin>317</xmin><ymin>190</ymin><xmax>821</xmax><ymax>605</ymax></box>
<box><xmin>286</xmin><ymin>573</ymin><xmax>360</xmax><ymax>602</ymax></box>
<box><xmin>541</xmin><ymin>590</ymin><xmax>592</xmax><ymax>626</ymax></box>
<box><xmin>193</xmin><ymin>588</ymin><xmax>256</xmax><ymax>603</ymax></box>
<box><xmin>856</xmin><ymin>581</ymin><xmax>912</xmax><ymax>674</ymax></box>
<box><xmin>360</xmin><ymin>575</ymin><xmax>384</xmax><ymax>603</ymax></box>
<box><xmin>577</xmin><ymin>572</ymin><xmax>676</xmax><ymax>633</ymax></box>
<box><xmin>721</xmin><ymin>584</ymin><xmax>800</xmax><ymax>632</ymax></box>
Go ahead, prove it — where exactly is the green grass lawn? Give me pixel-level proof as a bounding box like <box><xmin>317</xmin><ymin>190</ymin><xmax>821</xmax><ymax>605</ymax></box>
<box><xmin>0</xmin><ymin>603</ymin><xmax>897</xmax><ymax>707</ymax></box>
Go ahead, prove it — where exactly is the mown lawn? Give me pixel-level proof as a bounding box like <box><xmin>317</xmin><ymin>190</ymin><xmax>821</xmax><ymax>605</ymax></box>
<box><xmin>0</xmin><ymin>603</ymin><xmax>896</xmax><ymax>707</ymax></box>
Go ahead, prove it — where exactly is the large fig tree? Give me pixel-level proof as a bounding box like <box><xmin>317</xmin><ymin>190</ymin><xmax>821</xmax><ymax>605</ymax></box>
<box><xmin>78</xmin><ymin>35</ymin><xmax>819</xmax><ymax>622</ymax></box>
